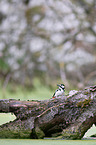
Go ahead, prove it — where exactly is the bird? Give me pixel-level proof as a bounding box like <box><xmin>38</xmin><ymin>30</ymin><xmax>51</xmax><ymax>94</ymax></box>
<box><xmin>52</xmin><ymin>84</ymin><xmax>65</xmax><ymax>99</ymax></box>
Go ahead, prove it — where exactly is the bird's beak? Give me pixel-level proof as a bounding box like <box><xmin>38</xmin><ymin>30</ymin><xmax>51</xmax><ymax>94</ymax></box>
<box><xmin>57</xmin><ymin>84</ymin><xmax>60</xmax><ymax>87</ymax></box>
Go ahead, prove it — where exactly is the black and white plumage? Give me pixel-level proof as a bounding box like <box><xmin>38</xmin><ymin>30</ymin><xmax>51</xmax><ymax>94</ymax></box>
<box><xmin>52</xmin><ymin>84</ymin><xmax>65</xmax><ymax>99</ymax></box>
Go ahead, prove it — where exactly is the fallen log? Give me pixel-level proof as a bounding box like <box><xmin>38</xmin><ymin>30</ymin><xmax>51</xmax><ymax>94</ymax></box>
<box><xmin>0</xmin><ymin>85</ymin><xmax>96</xmax><ymax>139</ymax></box>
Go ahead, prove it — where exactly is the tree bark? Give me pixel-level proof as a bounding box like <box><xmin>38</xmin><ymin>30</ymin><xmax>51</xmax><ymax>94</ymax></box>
<box><xmin>0</xmin><ymin>85</ymin><xmax>96</xmax><ymax>139</ymax></box>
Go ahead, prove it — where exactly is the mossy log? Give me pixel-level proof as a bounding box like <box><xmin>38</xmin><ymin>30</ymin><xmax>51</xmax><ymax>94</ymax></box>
<box><xmin>0</xmin><ymin>85</ymin><xmax>96</xmax><ymax>139</ymax></box>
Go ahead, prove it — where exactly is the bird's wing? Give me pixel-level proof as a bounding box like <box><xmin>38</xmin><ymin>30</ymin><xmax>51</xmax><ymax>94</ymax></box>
<box><xmin>52</xmin><ymin>89</ymin><xmax>59</xmax><ymax>97</ymax></box>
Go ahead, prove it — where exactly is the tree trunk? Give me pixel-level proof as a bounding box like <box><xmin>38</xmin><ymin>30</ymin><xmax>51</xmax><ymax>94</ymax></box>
<box><xmin>0</xmin><ymin>85</ymin><xmax>96</xmax><ymax>139</ymax></box>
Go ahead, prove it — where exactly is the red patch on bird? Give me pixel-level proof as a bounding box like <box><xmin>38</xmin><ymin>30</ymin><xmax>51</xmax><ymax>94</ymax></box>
<box><xmin>52</xmin><ymin>96</ymin><xmax>55</xmax><ymax>99</ymax></box>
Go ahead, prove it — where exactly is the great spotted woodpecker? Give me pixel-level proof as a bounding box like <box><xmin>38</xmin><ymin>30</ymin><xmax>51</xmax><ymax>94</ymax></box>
<box><xmin>52</xmin><ymin>84</ymin><xmax>65</xmax><ymax>99</ymax></box>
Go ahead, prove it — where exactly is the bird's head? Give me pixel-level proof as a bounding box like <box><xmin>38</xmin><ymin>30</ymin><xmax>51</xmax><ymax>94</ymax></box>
<box><xmin>57</xmin><ymin>84</ymin><xmax>65</xmax><ymax>91</ymax></box>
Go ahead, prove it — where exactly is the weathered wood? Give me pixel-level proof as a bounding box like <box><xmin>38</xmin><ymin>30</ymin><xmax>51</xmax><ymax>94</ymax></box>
<box><xmin>0</xmin><ymin>85</ymin><xmax>96</xmax><ymax>139</ymax></box>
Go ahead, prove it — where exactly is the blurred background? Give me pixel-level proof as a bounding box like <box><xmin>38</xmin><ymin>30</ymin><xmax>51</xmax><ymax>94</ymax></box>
<box><xmin>0</xmin><ymin>0</ymin><xmax>96</xmax><ymax>100</ymax></box>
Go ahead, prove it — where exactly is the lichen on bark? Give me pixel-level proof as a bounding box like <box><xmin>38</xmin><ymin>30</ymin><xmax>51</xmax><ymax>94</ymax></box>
<box><xmin>0</xmin><ymin>85</ymin><xmax>96</xmax><ymax>139</ymax></box>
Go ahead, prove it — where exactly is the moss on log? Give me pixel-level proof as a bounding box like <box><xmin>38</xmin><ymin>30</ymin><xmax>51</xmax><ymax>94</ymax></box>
<box><xmin>0</xmin><ymin>85</ymin><xmax>96</xmax><ymax>139</ymax></box>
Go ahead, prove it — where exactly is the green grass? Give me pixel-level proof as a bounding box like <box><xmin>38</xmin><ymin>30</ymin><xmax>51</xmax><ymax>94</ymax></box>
<box><xmin>0</xmin><ymin>86</ymin><xmax>53</xmax><ymax>100</ymax></box>
<box><xmin>0</xmin><ymin>80</ymin><xmax>53</xmax><ymax>100</ymax></box>
<box><xmin>84</xmin><ymin>125</ymin><xmax>96</xmax><ymax>138</ymax></box>
<box><xmin>0</xmin><ymin>113</ymin><xmax>16</xmax><ymax>125</ymax></box>
<box><xmin>0</xmin><ymin>139</ymin><xmax>96</xmax><ymax>145</ymax></box>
